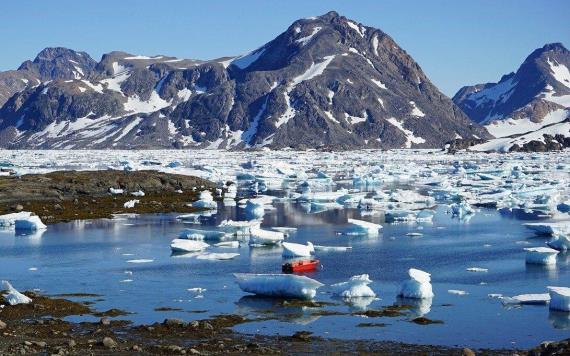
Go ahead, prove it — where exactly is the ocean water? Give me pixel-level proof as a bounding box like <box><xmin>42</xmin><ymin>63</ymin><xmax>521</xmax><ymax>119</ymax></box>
<box><xmin>1</xmin><ymin>200</ymin><xmax>569</xmax><ymax>349</ymax></box>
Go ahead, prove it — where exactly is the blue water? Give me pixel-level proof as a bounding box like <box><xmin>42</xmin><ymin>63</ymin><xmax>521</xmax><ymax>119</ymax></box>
<box><xmin>1</xmin><ymin>203</ymin><xmax>569</xmax><ymax>349</ymax></box>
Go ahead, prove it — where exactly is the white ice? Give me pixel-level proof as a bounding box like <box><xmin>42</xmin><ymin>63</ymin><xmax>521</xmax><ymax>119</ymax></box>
<box><xmin>282</xmin><ymin>241</ymin><xmax>314</xmax><ymax>258</ymax></box>
<box><xmin>331</xmin><ymin>274</ymin><xmax>376</xmax><ymax>298</ymax></box>
<box><xmin>398</xmin><ymin>268</ymin><xmax>434</xmax><ymax>299</ymax></box>
<box><xmin>1</xmin><ymin>280</ymin><xmax>32</xmax><ymax>305</ymax></box>
<box><xmin>234</xmin><ymin>273</ymin><xmax>324</xmax><ymax>299</ymax></box>
<box><xmin>170</xmin><ymin>239</ymin><xmax>209</xmax><ymax>253</ymax></box>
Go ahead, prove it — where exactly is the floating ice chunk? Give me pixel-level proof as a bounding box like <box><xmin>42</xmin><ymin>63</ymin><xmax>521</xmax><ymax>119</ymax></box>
<box><xmin>524</xmin><ymin>247</ymin><xmax>559</xmax><ymax>265</ymax></box>
<box><xmin>1</xmin><ymin>281</ymin><xmax>32</xmax><ymax>305</ymax></box>
<box><xmin>448</xmin><ymin>289</ymin><xmax>468</xmax><ymax>295</ymax></box>
<box><xmin>450</xmin><ymin>202</ymin><xmax>475</xmax><ymax>218</ymax></box>
<box><xmin>548</xmin><ymin>234</ymin><xmax>570</xmax><ymax>251</ymax></box>
<box><xmin>501</xmin><ymin>293</ymin><xmax>551</xmax><ymax>305</ymax></box>
<box><xmin>347</xmin><ymin>218</ymin><xmax>382</xmax><ymax>236</ymax></box>
<box><xmin>313</xmin><ymin>245</ymin><xmax>352</xmax><ymax>252</ymax></box>
<box><xmin>244</xmin><ymin>199</ymin><xmax>266</xmax><ymax>219</ymax></box>
<box><xmin>548</xmin><ymin>286</ymin><xmax>570</xmax><ymax>312</ymax></box>
<box><xmin>15</xmin><ymin>216</ymin><xmax>47</xmax><ymax>231</ymax></box>
<box><xmin>234</xmin><ymin>273</ymin><xmax>324</xmax><ymax>299</ymax></box>
<box><xmin>271</xmin><ymin>227</ymin><xmax>297</xmax><ymax>236</ymax></box>
<box><xmin>214</xmin><ymin>241</ymin><xmax>239</xmax><ymax>248</ymax></box>
<box><xmin>0</xmin><ymin>212</ymin><xmax>32</xmax><ymax>227</ymax></box>
<box><xmin>218</xmin><ymin>219</ymin><xmax>261</xmax><ymax>236</ymax></box>
<box><xmin>170</xmin><ymin>239</ymin><xmax>209</xmax><ymax>253</ymax></box>
<box><xmin>131</xmin><ymin>190</ymin><xmax>145</xmax><ymax>197</ymax></box>
<box><xmin>179</xmin><ymin>228</ymin><xmax>229</xmax><ymax>241</ymax></box>
<box><xmin>331</xmin><ymin>274</ymin><xmax>376</xmax><ymax>298</ymax></box>
<box><xmin>192</xmin><ymin>190</ymin><xmax>217</xmax><ymax>209</ymax></box>
<box><xmin>109</xmin><ymin>187</ymin><xmax>124</xmax><ymax>194</ymax></box>
<box><xmin>187</xmin><ymin>287</ymin><xmax>206</xmax><ymax>294</ymax></box>
<box><xmin>282</xmin><ymin>241</ymin><xmax>314</xmax><ymax>257</ymax></box>
<box><xmin>126</xmin><ymin>259</ymin><xmax>154</xmax><ymax>263</ymax></box>
<box><xmin>249</xmin><ymin>226</ymin><xmax>284</xmax><ymax>245</ymax></box>
<box><xmin>398</xmin><ymin>268</ymin><xmax>434</xmax><ymax>299</ymax></box>
<box><xmin>196</xmin><ymin>252</ymin><xmax>239</xmax><ymax>260</ymax></box>
<box><xmin>466</xmin><ymin>267</ymin><xmax>488</xmax><ymax>272</ymax></box>
<box><xmin>123</xmin><ymin>199</ymin><xmax>139</xmax><ymax>208</ymax></box>
<box><xmin>524</xmin><ymin>222</ymin><xmax>570</xmax><ymax>236</ymax></box>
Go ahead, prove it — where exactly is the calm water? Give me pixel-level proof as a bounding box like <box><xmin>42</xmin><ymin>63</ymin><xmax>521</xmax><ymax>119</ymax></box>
<box><xmin>1</xmin><ymin>201</ymin><xmax>569</xmax><ymax>349</ymax></box>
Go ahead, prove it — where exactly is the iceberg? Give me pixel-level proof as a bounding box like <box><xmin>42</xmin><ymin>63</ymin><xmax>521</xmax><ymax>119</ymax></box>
<box><xmin>524</xmin><ymin>222</ymin><xmax>570</xmax><ymax>236</ymax></box>
<box><xmin>500</xmin><ymin>293</ymin><xmax>550</xmax><ymax>305</ymax></box>
<box><xmin>179</xmin><ymin>228</ymin><xmax>229</xmax><ymax>241</ymax></box>
<box><xmin>548</xmin><ymin>234</ymin><xmax>570</xmax><ymax>251</ymax></box>
<box><xmin>398</xmin><ymin>268</ymin><xmax>434</xmax><ymax>299</ymax></box>
<box><xmin>14</xmin><ymin>216</ymin><xmax>47</xmax><ymax>231</ymax></box>
<box><xmin>524</xmin><ymin>247</ymin><xmax>559</xmax><ymax>265</ymax></box>
<box><xmin>331</xmin><ymin>274</ymin><xmax>376</xmax><ymax>298</ymax></box>
<box><xmin>282</xmin><ymin>241</ymin><xmax>314</xmax><ymax>257</ymax></box>
<box><xmin>196</xmin><ymin>252</ymin><xmax>239</xmax><ymax>260</ymax></box>
<box><xmin>170</xmin><ymin>239</ymin><xmax>209</xmax><ymax>253</ymax></box>
<box><xmin>192</xmin><ymin>190</ymin><xmax>217</xmax><ymax>209</ymax></box>
<box><xmin>313</xmin><ymin>245</ymin><xmax>352</xmax><ymax>252</ymax></box>
<box><xmin>0</xmin><ymin>212</ymin><xmax>32</xmax><ymax>227</ymax></box>
<box><xmin>214</xmin><ymin>241</ymin><xmax>240</xmax><ymax>248</ymax></box>
<box><xmin>234</xmin><ymin>273</ymin><xmax>324</xmax><ymax>299</ymax></box>
<box><xmin>548</xmin><ymin>287</ymin><xmax>570</xmax><ymax>312</ymax></box>
<box><xmin>450</xmin><ymin>202</ymin><xmax>475</xmax><ymax>218</ymax></box>
<box><xmin>347</xmin><ymin>218</ymin><xmax>382</xmax><ymax>236</ymax></box>
<box><xmin>1</xmin><ymin>280</ymin><xmax>32</xmax><ymax>305</ymax></box>
<box><xmin>244</xmin><ymin>199</ymin><xmax>266</xmax><ymax>219</ymax></box>
<box><xmin>218</xmin><ymin>219</ymin><xmax>261</xmax><ymax>236</ymax></box>
<box><xmin>249</xmin><ymin>226</ymin><xmax>284</xmax><ymax>245</ymax></box>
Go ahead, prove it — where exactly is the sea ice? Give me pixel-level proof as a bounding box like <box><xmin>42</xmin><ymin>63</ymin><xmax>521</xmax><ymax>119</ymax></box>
<box><xmin>347</xmin><ymin>218</ymin><xmax>382</xmax><ymax>236</ymax></box>
<box><xmin>249</xmin><ymin>226</ymin><xmax>284</xmax><ymax>245</ymax></box>
<box><xmin>282</xmin><ymin>241</ymin><xmax>314</xmax><ymax>257</ymax></box>
<box><xmin>14</xmin><ymin>216</ymin><xmax>47</xmax><ymax>231</ymax></box>
<box><xmin>196</xmin><ymin>252</ymin><xmax>239</xmax><ymax>260</ymax></box>
<box><xmin>331</xmin><ymin>274</ymin><xmax>376</xmax><ymax>298</ymax></box>
<box><xmin>170</xmin><ymin>239</ymin><xmax>209</xmax><ymax>253</ymax></box>
<box><xmin>524</xmin><ymin>247</ymin><xmax>559</xmax><ymax>265</ymax></box>
<box><xmin>398</xmin><ymin>268</ymin><xmax>434</xmax><ymax>299</ymax></box>
<box><xmin>1</xmin><ymin>280</ymin><xmax>32</xmax><ymax>305</ymax></box>
<box><xmin>500</xmin><ymin>293</ymin><xmax>551</xmax><ymax>305</ymax></box>
<box><xmin>548</xmin><ymin>286</ymin><xmax>570</xmax><ymax>312</ymax></box>
<box><xmin>234</xmin><ymin>273</ymin><xmax>324</xmax><ymax>299</ymax></box>
<box><xmin>0</xmin><ymin>212</ymin><xmax>32</xmax><ymax>227</ymax></box>
<box><xmin>192</xmin><ymin>190</ymin><xmax>217</xmax><ymax>209</ymax></box>
<box><xmin>548</xmin><ymin>234</ymin><xmax>570</xmax><ymax>251</ymax></box>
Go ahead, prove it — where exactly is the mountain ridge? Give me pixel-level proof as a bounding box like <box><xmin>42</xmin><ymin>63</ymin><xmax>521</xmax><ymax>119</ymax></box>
<box><xmin>0</xmin><ymin>11</ymin><xmax>489</xmax><ymax>150</ymax></box>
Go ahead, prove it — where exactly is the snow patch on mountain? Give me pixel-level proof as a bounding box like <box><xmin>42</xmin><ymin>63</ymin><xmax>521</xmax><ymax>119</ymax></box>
<box><xmin>387</xmin><ymin>117</ymin><xmax>426</xmax><ymax>148</ymax></box>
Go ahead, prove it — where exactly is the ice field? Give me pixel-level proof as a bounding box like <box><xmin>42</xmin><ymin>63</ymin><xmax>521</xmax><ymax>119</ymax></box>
<box><xmin>1</xmin><ymin>149</ymin><xmax>570</xmax><ymax>348</ymax></box>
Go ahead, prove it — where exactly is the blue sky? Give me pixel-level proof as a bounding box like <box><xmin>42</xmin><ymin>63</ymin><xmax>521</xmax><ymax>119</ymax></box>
<box><xmin>1</xmin><ymin>0</ymin><xmax>568</xmax><ymax>96</ymax></box>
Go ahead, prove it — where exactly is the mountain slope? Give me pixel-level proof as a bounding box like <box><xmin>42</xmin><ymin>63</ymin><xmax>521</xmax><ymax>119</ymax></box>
<box><xmin>0</xmin><ymin>11</ymin><xmax>489</xmax><ymax>150</ymax></box>
<box><xmin>453</xmin><ymin>43</ymin><xmax>570</xmax><ymax>150</ymax></box>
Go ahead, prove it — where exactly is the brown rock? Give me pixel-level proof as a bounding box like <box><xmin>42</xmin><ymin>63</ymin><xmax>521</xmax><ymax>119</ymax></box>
<box><xmin>462</xmin><ymin>348</ymin><xmax>475</xmax><ymax>356</ymax></box>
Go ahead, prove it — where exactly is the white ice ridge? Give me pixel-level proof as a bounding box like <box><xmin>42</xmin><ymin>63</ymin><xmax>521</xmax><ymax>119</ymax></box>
<box><xmin>2</xmin><ymin>280</ymin><xmax>32</xmax><ymax>305</ymax></box>
<box><xmin>170</xmin><ymin>239</ymin><xmax>209</xmax><ymax>253</ymax></box>
<box><xmin>282</xmin><ymin>241</ymin><xmax>314</xmax><ymax>257</ymax></box>
<box><xmin>331</xmin><ymin>274</ymin><xmax>376</xmax><ymax>298</ymax></box>
<box><xmin>398</xmin><ymin>268</ymin><xmax>434</xmax><ymax>299</ymax></box>
<box><xmin>234</xmin><ymin>273</ymin><xmax>324</xmax><ymax>299</ymax></box>
<box><xmin>347</xmin><ymin>218</ymin><xmax>382</xmax><ymax>236</ymax></box>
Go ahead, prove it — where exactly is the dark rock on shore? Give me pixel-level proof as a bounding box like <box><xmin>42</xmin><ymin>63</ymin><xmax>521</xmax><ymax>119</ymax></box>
<box><xmin>0</xmin><ymin>170</ymin><xmax>215</xmax><ymax>224</ymax></box>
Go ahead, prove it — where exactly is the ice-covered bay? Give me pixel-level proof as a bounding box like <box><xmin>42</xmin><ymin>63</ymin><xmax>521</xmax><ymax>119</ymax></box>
<box><xmin>1</xmin><ymin>149</ymin><xmax>570</xmax><ymax>348</ymax></box>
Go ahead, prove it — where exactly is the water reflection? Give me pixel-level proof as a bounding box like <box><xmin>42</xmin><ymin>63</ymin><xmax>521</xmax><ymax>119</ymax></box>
<box><xmin>395</xmin><ymin>297</ymin><xmax>433</xmax><ymax>318</ymax></box>
<box><xmin>235</xmin><ymin>296</ymin><xmax>321</xmax><ymax>325</ymax></box>
<box><xmin>549</xmin><ymin>310</ymin><xmax>570</xmax><ymax>330</ymax></box>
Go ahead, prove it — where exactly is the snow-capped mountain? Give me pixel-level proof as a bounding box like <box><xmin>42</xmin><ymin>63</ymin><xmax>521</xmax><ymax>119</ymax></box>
<box><xmin>0</xmin><ymin>11</ymin><xmax>489</xmax><ymax>150</ymax></box>
<box><xmin>453</xmin><ymin>43</ymin><xmax>570</xmax><ymax>151</ymax></box>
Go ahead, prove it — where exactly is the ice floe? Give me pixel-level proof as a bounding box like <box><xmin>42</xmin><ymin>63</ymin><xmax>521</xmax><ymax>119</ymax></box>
<box><xmin>398</xmin><ymin>268</ymin><xmax>434</xmax><ymax>299</ymax></box>
<box><xmin>234</xmin><ymin>273</ymin><xmax>324</xmax><ymax>299</ymax></box>
<box><xmin>1</xmin><ymin>281</ymin><xmax>32</xmax><ymax>305</ymax></box>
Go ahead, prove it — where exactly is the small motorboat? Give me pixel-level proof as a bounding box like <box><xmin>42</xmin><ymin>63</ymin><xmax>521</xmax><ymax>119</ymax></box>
<box><xmin>282</xmin><ymin>259</ymin><xmax>320</xmax><ymax>273</ymax></box>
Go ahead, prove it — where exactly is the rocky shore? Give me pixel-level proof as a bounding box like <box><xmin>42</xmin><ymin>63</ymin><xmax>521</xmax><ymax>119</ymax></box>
<box><xmin>0</xmin><ymin>170</ymin><xmax>215</xmax><ymax>224</ymax></box>
<box><xmin>0</xmin><ymin>292</ymin><xmax>532</xmax><ymax>355</ymax></box>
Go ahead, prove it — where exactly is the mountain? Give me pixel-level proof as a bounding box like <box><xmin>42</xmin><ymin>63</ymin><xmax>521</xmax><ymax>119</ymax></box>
<box><xmin>453</xmin><ymin>43</ymin><xmax>570</xmax><ymax>151</ymax></box>
<box><xmin>0</xmin><ymin>11</ymin><xmax>489</xmax><ymax>150</ymax></box>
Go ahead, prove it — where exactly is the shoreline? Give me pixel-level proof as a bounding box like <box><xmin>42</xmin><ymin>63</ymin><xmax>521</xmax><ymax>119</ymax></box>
<box><xmin>0</xmin><ymin>291</ymin><xmax>526</xmax><ymax>355</ymax></box>
<box><xmin>0</xmin><ymin>170</ymin><xmax>215</xmax><ymax>225</ymax></box>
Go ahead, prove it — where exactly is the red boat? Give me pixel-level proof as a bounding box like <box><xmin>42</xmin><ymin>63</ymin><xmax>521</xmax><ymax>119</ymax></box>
<box><xmin>282</xmin><ymin>259</ymin><xmax>320</xmax><ymax>273</ymax></box>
